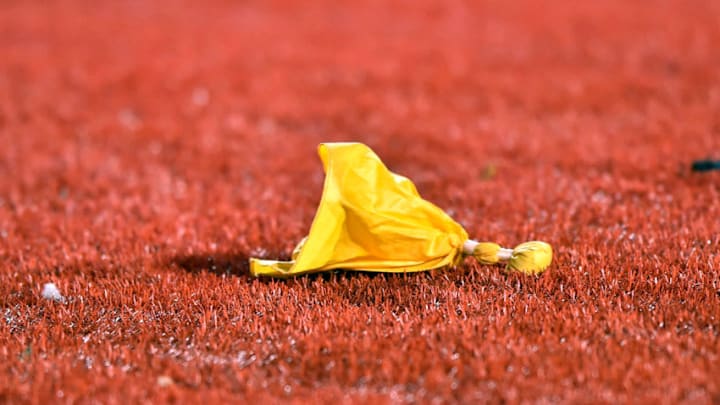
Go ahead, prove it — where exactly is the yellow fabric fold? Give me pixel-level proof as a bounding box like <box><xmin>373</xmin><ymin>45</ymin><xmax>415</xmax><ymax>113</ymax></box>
<box><xmin>249</xmin><ymin>142</ymin><xmax>468</xmax><ymax>277</ymax></box>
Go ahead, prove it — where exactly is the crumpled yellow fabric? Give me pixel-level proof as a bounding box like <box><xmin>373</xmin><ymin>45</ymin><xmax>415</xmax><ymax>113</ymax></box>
<box><xmin>250</xmin><ymin>142</ymin><xmax>468</xmax><ymax>277</ymax></box>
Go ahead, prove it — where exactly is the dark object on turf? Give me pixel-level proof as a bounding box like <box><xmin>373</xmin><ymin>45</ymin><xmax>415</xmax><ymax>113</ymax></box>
<box><xmin>691</xmin><ymin>160</ymin><xmax>720</xmax><ymax>172</ymax></box>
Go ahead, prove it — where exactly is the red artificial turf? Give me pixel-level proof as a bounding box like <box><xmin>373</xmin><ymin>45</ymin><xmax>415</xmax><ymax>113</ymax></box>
<box><xmin>2</xmin><ymin>0</ymin><xmax>720</xmax><ymax>403</ymax></box>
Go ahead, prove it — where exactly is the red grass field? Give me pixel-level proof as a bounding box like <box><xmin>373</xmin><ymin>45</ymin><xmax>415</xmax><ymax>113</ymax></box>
<box><xmin>2</xmin><ymin>0</ymin><xmax>720</xmax><ymax>403</ymax></box>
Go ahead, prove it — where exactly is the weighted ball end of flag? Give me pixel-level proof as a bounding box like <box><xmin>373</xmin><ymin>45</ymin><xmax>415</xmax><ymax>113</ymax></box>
<box><xmin>507</xmin><ymin>241</ymin><xmax>553</xmax><ymax>275</ymax></box>
<box><xmin>463</xmin><ymin>240</ymin><xmax>553</xmax><ymax>274</ymax></box>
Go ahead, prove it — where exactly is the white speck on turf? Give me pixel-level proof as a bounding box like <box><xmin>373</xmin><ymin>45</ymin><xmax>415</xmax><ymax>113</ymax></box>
<box><xmin>42</xmin><ymin>283</ymin><xmax>65</xmax><ymax>303</ymax></box>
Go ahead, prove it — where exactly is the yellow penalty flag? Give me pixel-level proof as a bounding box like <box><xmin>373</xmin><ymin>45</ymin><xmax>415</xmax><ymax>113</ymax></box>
<box><xmin>249</xmin><ymin>143</ymin><xmax>552</xmax><ymax>277</ymax></box>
